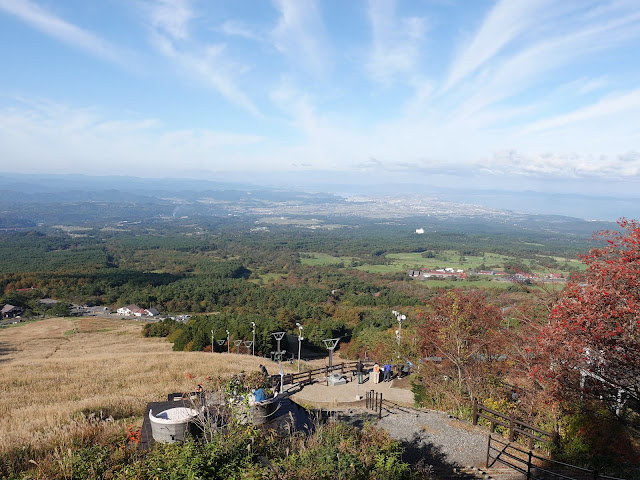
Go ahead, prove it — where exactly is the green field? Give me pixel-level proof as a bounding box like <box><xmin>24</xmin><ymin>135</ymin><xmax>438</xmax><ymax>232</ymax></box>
<box><xmin>299</xmin><ymin>252</ymin><xmax>357</xmax><ymax>266</ymax></box>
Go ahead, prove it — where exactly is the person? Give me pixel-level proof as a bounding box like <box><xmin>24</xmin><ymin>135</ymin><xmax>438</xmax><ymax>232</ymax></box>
<box><xmin>196</xmin><ymin>383</ymin><xmax>203</xmax><ymax>393</ymax></box>
<box><xmin>373</xmin><ymin>362</ymin><xmax>380</xmax><ymax>384</ymax></box>
<box><xmin>356</xmin><ymin>358</ymin><xmax>363</xmax><ymax>384</ymax></box>
<box><xmin>383</xmin><ymin>363</ymin><xmax>391</xmax><ymax>382</ymax></box>
<box><xmin>260</xmin><ymin>364</ymin><xmax>269</xmax><ymax>377</ymax></box>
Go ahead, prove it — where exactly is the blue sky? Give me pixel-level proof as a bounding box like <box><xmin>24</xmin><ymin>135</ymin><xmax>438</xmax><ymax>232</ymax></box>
<box><xmin>1</xmin><ymin>0</ymin><xmax>640</xmax><ymax>204</ymax></box>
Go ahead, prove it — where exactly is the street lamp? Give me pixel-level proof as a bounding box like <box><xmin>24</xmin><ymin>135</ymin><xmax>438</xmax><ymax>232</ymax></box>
<box><xmin>272</xmin><ymin>331</ymin><xmax>286</xmax><ymax>359</ymax></box>
<box><xmin>392</xmin><ymin>311</ymin><xmax>406</xmax><ymax>346</ymax></box>
<box><xmin>226</xmin><ymin>330</ymin><xmax>230</xmax><ymax>353</ymax></box>
<box><xmin>323</xmin><ymin>338</ymin><xmax>340</xmax><ymax>369</ymax></box>
<box><xmin>251</xmin><ymin>321</ymin><xmax>256</xmax><ymax>356</ymax></box>
<box><xmin>211</xmin><ymin>330</ymin><xmax>214</xmax><ymax>354</ymax></box>
<box><xmin>296</xmin><ymin>322</ymin><xmax>303</xmax><ymax>373</ymax></box>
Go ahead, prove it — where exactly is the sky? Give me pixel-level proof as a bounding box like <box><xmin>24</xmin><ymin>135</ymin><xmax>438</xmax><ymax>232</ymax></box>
<box><xmin>1</xmin><ymin>0</ymin><xmax>640</xmax><ymax>212</ymax></box>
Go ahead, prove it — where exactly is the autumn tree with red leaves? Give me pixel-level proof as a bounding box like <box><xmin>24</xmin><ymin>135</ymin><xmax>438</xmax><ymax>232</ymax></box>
<box><xmin>536</xmin><ymin>219</ymin><xmax>640</xmax><ymax>415</ymax></box>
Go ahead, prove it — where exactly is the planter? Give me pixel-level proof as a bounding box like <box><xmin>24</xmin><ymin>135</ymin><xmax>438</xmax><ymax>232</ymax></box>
<box><xmin>149</xmin><ymin>407</ymin><xmax>200</xmax><ymax>443</ymax></box>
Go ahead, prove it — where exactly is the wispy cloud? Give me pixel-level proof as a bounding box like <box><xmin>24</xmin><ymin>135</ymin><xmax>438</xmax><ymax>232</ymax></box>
<box><xmin>446</xmin><ymin>0</ymin><xmax>553</xmax><ymax>90</ymax></box>
<box><xmin>478</xmin><ymin>149</ymin><xmax>640</xmax><ymax>178</ymax></box>
<box><xmin>150</xmin><ymin>0</ymin><xmax>193</xmax><ymax>40</ymax></box>
<box><xmin>366</xmin><ymin>0</ymin><xmax>427</xmax><ymax>84</ymax></box>
<box><xmin>271</xmin><ymin>0</ymin><xmax>330</xmax><ymax>78</ymax></box>
<box><xmin>0</xmin><ymin>0</ymin><xmax>125</xmax><ymax>65</ymax></box>
<box><xmin>523</xmin><ymin>88</ymin><xmax>640</xmax><ymax>134</ymax></box>
<box><xmin>0</xmin><ymin>97</ymin><xmax>265</xmax><ymax>174</ymax></box>
<box><xmin>147</xmin><ymin>0</ymin><xmax>261</xmax><ymax>116</ymax></box>
<box><xmin>219</xmin><ymin>20</ymin><xmax>263</xmax><ymax>42</ymax></box>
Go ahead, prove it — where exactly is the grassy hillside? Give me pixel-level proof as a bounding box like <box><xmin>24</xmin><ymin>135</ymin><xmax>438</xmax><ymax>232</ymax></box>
<box><xmin>0</xmin><ymin>317</ymin><xmax>291</xmax><ymax>457</ymax></box>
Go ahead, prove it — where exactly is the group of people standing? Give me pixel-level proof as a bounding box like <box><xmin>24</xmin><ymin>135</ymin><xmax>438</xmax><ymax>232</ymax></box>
<box><xmin>356</xmin><ymin>359</ymin><xmax>394</xmax><ymax>384</ymax></box>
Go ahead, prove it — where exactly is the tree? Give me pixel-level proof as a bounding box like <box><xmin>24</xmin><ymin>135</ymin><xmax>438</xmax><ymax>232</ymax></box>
<box><xmin>416</xmin><ymin>289</ymin><xmax>504</xmax><ymax>405</ymax></box>
<box><xmin>535</xmin><ymin>219</ymin><xmax>640</xmax><ymax>415</ymax></box>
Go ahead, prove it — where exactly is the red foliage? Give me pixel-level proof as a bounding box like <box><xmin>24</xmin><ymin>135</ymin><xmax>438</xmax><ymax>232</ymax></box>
<box><xmin>535</xmin><ymin>219</ymin><xmax>640</xmax><ymax>413</ymax></box>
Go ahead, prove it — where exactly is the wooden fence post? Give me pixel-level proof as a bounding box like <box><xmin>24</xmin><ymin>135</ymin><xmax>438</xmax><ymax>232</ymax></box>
<box><xmin>472</xmin><ymin>398</ymin><xmax>479</xmax><ymax>425</ymax></box>
<box><xmin>509</xmin><ymin>415</ymin><xmax>515</xmax><ymax>442</ymax></box>
<box><xmin>526</xmin><ymin>450</ymin><xmax>532</xmax><ymax>480</ymax></box>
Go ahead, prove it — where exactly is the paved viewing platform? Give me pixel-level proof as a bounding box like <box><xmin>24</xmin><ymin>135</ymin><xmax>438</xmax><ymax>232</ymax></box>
<box><xmin>289</xmin><ymin>374</ymin><xmax>414</xmax><ymax>408</ymax></box>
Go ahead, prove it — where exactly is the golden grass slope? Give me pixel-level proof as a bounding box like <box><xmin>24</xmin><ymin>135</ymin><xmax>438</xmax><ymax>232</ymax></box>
<box><xmin>0</xmin><ymin>316</ymin><xmax>285</xmax><ymax>453</ymax></box>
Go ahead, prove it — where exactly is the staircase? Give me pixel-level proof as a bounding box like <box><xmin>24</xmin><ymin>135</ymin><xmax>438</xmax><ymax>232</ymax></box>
<box><xmin>429</xmin><ymin>465</ymin><xmax>525</xmax><ymax>480</ymax></box>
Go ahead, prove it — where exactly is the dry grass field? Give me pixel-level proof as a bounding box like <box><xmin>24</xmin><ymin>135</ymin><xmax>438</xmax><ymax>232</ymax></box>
<box><xmin>0</xmin><ymin>316</ymin><xmax>292</xmax><ymax>457</ymax></box>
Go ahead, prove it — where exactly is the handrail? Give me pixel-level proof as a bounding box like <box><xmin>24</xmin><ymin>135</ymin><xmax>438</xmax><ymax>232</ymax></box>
<box><xmin>487</xmin><ymin>435</ymin><xmax>626</xmax><ymax>480</ymax></box>
<box><xmin>473</xmin><ymin>398</ymin><xmax>558</xmax><ymax>448</ymax></box>
<box><xmin>271</xmin><ymin>361</ymin><xmax>374</xmax><ymax>388</ymax></box>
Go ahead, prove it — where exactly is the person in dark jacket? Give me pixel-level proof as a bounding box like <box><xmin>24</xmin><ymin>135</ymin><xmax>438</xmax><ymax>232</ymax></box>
<box><xmin>356</xmin><ymin>358</ymin><xmax>363</xmax><ymax>384</ymax></box>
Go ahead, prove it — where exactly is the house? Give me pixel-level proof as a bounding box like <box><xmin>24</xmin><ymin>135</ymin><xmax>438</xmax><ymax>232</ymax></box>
<box><xmin>145</xmin><ymin>307</ymin><xmax>160</xmax><ymax>317</ymax></box>
<box><xmin>116</xmin><ymin>304</ymin><xmax>141</xmax><ymax>316</ymax></box>
<box><xmin>2</xmin><ymin>304</ymin><xmax>23</xmax><ymax>318</ymax></box>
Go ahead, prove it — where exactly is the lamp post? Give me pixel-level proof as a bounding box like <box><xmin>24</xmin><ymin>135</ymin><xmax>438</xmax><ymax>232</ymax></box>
<box><xmin>272</xmin><ymin>332</ymin><xmax>285</xmax><ymax>360</ymax></box>
<box><xmin>296</xmin><ymin>323</ymin><xmax>303</xmax><ymax>373</ymax></box>
<box><xmin>251</xmin><ymin>321</ymin><xmax>256</xmax><ymax>356</ymax></box>
<box><xmin>392</xmin><ymin>311</ymin><xmax>406</xmax><ymax>346</ymax></box>
<box><xmin>226</xmin><ymin>330</ymin><xmax>230</xmax><ymax>353</ymax></box>
<box><xmin>211</xmin><ymin>330</ymin><xmax>214</xmax><ymax>354</ymax></box>
<box><xmin>323</xmin><ymin>338</ymin><xmax>340</xmax><ymax>369</ymax></box>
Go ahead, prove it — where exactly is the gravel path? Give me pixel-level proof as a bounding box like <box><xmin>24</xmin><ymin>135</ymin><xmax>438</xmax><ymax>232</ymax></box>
<box><xmin>290</xmin><ymin>379</ymin><xmax>489</xmax><ymax>470</ymax></box>
<box><xmin>374</xmin><ymin>407</ymin><xmax>488</xmax><ymax>470</ymax></box>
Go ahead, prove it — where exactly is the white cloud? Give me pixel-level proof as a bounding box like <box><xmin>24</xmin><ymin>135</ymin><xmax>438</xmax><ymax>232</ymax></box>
<box><xmin>271</xmin><ymin>0</ymin><xmax>330</xmax><ymax>78</ymax></box>
<box><xmin>0</xmin><ymin>0</ymin><xmax>125</xmax><ymax>65</ymax></box>
<box><xmin>0</xmin><ymin>98</ymin><xmax>265</xmax><ymax>174</ymax></box>
<box><xmin>147</xmin><ymin>0</ymin><xmax>261</xmax><ymax>116</ymax></box>
<box><xmin>446</xmin><ymin>0</ymin><xmax>553</xmax><ymax>89</ymax></box>
<box><xmin>366</xmin><ymin>0</ymin><xmax>427</xmax><ymax>84</ymax></box>
<box><xmin>523</xmin><ymin>88</ymin><xmax>640</xmax><ymax>135</ymax></box>
<box><xmin>478</xmin><ymin>150</ymin><xmax>640</xmax><ymax>179</ymax></box>
<box><xmin>150</xmin><ymin>0</ymin><xmax>193</xmax><ymax>40</ymax></box>
<box><xmin>219</xmin><ymin>20</ymin><xmax>263</xmax><ymax>42</ymax></box>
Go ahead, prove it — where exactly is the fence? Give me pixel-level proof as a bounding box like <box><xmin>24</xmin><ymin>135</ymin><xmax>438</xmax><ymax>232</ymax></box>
<box><xmin>271</xmin><ymin>361</ymin><xmax>373</xmax><ymax>389</ymax></box>
<box><xmin>472</xmin><ymin>398</ymin><xmax>558</xmax><ymax>450</ymax></box>
<box><xmin>487</xmin><ymin>435</ymin><xmax>625</xmax><ymax>480</ymax></box>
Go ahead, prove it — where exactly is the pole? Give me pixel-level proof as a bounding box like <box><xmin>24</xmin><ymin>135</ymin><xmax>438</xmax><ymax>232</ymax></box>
<box><xmin>226</xmin><ymin>330</ymin><xmax>230</xmax><ymax>353</ymax></box>
<box><xmin>251</xmin><ymin>321</ymin><xmax>256</xmax><ymax>356</ymax></box>
<box><xmin>211</xmin><ymin>330</ymin><xmax>214</xmax><ymax>354</ymax></box>
<box><xmin>296</xmin><ymin>323</ymin><xmax>303</xmax><ymax>373</ymax></box>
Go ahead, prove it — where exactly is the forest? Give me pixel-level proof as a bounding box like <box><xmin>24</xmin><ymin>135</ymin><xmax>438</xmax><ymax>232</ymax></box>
<box><xmin>1</xmin><ymin>215</ymin><xmax>639</xmax><ymax>477</ymax></box>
